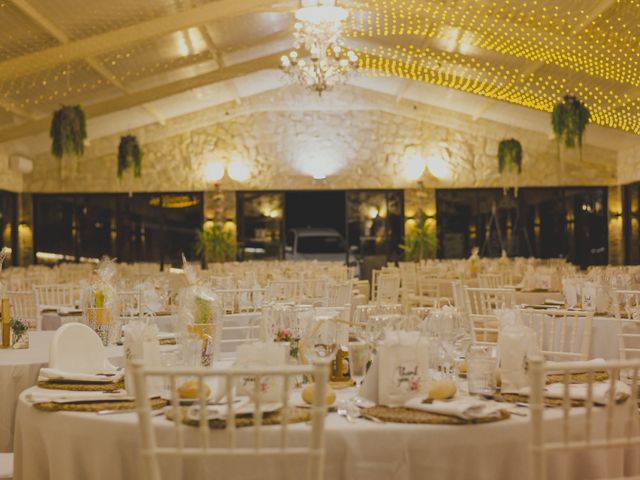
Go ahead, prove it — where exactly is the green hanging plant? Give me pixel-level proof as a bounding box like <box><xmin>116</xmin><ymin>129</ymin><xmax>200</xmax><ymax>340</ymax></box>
<box><xmin>50</xmin><ymin>105</ymin><xmax>87</xmax><ymax>159</ymax></box>
<box><xmin>117</xmin><ymin>135</ymin><xmax>143</xmax><ymax>178</ymax></box>
<box><xmin>497</xmin><ymin>138</ymin><xmax>523</xmax><ymax>173</ymax></box>
<box><xmin>551</xmin><ymin>95</ymin><xmax>590</xmax><ymax>160</ymax></box>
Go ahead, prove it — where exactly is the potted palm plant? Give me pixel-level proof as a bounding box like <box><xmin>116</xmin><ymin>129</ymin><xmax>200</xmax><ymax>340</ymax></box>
<box><xmin>195</xmin><ymin>223</ymin><xmax>237</xmax><ymax>263</ymax></box>
<box><xmin>400</xmin><ymin>211</ymin><xmax>437</xmax><ymax>261</ymax></box>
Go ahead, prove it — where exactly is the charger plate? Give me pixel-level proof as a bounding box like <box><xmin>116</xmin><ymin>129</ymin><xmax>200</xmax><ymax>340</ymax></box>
<box><xmin>37</xmin><ymin>380</ymin><xmax>125</xmax><ymax>392</ymax></box>
<box><xmin>34</xmin><ymin>397</ymin><xmax>166</xmax><ymax>412</ymax></box>
<box><xmin>361</xmin><ymin>406</ymin><xmax>510</xmax><ymax>425</ymax></box>
<box><xmin>166</xmin><ymin>407</ymin><xmax>310</xmax><ymax>429</ymax></box>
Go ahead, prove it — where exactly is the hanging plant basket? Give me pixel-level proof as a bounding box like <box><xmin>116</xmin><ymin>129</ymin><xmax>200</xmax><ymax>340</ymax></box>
<box><xmin>117</xmin><ymin>135</ymin><xmax>143</xmax><ymax>178</ymax></box>
<box><xmin>551</xmin><ymin>95</ymin><xmax>590</xmax><ymax>160</ymax></box>
<box><xmin>498</xmin><ymin>138</ymin><xmax>522</xmax><ymax>197</ymax></box>
<box><xmin>498</xmin><ymin>138</ymin><xmax>522</xmax><ymax>173</ymax></box>
<box><xmin>50</xmin><ymin>105</ymin><xmax>87</xmax><ymax>159</ymax></box>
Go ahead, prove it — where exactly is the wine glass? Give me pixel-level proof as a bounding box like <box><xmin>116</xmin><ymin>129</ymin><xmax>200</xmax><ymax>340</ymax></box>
<box><xmin>303</xmin><ymin>315</ymin><xmax>338</xmax><ymax>365</ymax></box>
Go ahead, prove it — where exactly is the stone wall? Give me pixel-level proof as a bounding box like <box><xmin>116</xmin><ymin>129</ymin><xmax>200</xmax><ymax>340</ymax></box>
<box><xmin>23</xmin><ymin>87</ymin><xmax>617</xmax><ymax>194</ymax></box>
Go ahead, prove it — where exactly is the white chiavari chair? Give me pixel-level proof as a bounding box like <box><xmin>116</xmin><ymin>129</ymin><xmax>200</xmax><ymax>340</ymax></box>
<box><xmin>465</xmin><ymin>287</ymin><xmax>515</xmax><ymax>346</ymax></box>
<box><xmin>327</xmin><ymin>281</ymin><xmax>352</xmax><ymax>309</ymax></box>
<box><xmin>266</xmin><ymin>280</ymin><xmax>299</xmax><ymax>304</ymax></box>
<box><xmin>132</xmin><ymin>361</ymin><xmax>328</xmax><ymax>480</ymax></box>
<box><xmin>529</xmin><ymin>357</ymin><xmax>640</xmax><ymax>480</ymax></box>
<box><xmin>374</xmin><ymin>274</ymin><xmax>401</xmax><ymax>305</ymax></box>
<box><xmin>8</xmin><ymin>290</ymin><xmax>38</xmax><ymax>330</ymax></box>
<box><xmin>612</xmin><ymin>290</ymin><xmax>640</xmax><ymax>319</ymax></box>
<box><xmin>33</xmin><ymin>283</ymin><xmax>77</xmax><ymax>313</ymax></box>
<box><xmin>478</xmin><ymin>273</ymin><xmax>504</xmax><ymax>289</ymax></box>
<box><xmin>300</xmin><ymin>278</ymin><xmax>330</xmax><ymax>306</ymax></box>
<box><xmin>217</xmin><ymin>288</ymin><xmax>265</xmax><ymax>315</ymax></box>
<box><xmin>518</xmin><ymin>308</ymin><xmax>594</xmax><ymax>361</ymax></box>
<box><xmin>413</xmin><ymin>274</ymin><xmax>441</xmax><ymax>308</ymax></box>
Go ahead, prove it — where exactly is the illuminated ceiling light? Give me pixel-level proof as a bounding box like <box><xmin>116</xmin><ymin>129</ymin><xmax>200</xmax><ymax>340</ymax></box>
<box><xmin>203</xmin><ymin>160</ymin><xmax>225</xmax><ymax>182</ymax></box>
<box><xmin>281</xmin><ymin>0</ymin><xmax>358</xmax><ymax>95</ymax></box>
<box><xmin>228</xmin><ymin>159</ymin><xmax>251</xmax><ymax>182</ymax></box>
<box><xmin>401</xmin><ymin>146</ymin><xmax>426</xmax><ymax>181</ymax></box>
<box><xmin>295</xmin><ymin>0</ymin><xmax>349</xmax><ymax>24</ymax></box>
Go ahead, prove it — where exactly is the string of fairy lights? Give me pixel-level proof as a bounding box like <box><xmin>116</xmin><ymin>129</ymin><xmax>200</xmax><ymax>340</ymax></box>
<box><xmin>344</xmin><ymin>0</ymin><xmax>640</xmax><ymax>134</ymax></box>
<box><xmin>1</xmin><ymin>0</ymin><xmax>640</xmax><ymax>135</ymax></box>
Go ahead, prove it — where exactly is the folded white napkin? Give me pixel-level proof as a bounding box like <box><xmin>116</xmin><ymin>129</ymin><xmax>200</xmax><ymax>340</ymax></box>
<box><xmin>404</xmin><ymin>397</ymin><xmax>506</xmax><ymax>420</ymax></box>
<box><xmin>544</xmin><ymin>381</ymin><xmax>630</xmax><ymax>405</ymax></box>
<box><xmin>25</xmin><ymin>388</ymin><xmax>131</xmax><ymax>404</ymax></box>
<box><xmin>39</xmin><ymin>367</ymin><xmax>125</xmax><ymax>384</ymax></box>
<box><xmin>519</xmin><ymin>381</ymin><xmax>631</xmax><ymax>405</ymax></box>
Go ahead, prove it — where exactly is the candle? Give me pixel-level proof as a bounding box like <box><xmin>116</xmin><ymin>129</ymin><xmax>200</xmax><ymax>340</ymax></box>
<box><xmin>2</xmin><ymin>298</ymin><xmax>10</xmax><ymax>348</ymax></box>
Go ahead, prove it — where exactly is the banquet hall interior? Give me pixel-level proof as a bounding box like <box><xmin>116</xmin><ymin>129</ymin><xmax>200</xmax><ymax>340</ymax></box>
<box><xmin>3</xmin><ymin>0</ymin><xmax>640</xmax><ymax>479</ymax></box>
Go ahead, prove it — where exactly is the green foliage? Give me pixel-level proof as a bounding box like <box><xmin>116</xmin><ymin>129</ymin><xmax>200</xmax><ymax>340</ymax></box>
<box><xmin>50</xmin><ymin>105</ymin><xmax>87</xmax><ymax>159</ymax></box>
<box><xmin>10</xmin><ymin>318</ymin><xmax>28</xmax><ymax>336</ymax></box>
<box><xmin>117</xmin><ymin>135</ymin><xmax>143</xmax><ymax>178</ymax></box>
<box><xmin>400</xmin><ymin>211</ymin><xmax>437</xmax><ymax>261</ymax></box>
<box><xmin>498</xmin><ymin>138</ymin><xmax>522</xmax><ymax>174</ymax></box>
<box><xmin>195</xmin><ymin>223</ymin><xmax>237</xmax><ymax>263</ymax></box>
<box><xmin>551</xmin><ymin>95</ymin><xmax>590</xmax><ymax>159</ymax></box>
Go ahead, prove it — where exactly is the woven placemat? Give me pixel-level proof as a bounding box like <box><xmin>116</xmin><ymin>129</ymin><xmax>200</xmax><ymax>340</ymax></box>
<box><xmin>361</xmin><ymin>405</ymin><xmax>510</xmax><ymax>425</ymax></box>
<box><xmin>34</xmin><ymin>397</ymin><xmax>167</xmax><ymax>412</ymax></box>
<box><xmin>494</xmin><ymin>390</ymin><xmax>629</xmax><ymax>408</ymax></box>
<box><xmin>37</xmin><ymin>380</ymin><xmax>125</xmax><ymax>392</ymax></box>
<box><xmin>166</xmin><ymin>406</ymin><xmax>310</xmax><ymax>429</ymax></box>
<box><xmin>546</xmin><ymin>372</ymin><xmax>609</xmax><ymax>385</ymax></box>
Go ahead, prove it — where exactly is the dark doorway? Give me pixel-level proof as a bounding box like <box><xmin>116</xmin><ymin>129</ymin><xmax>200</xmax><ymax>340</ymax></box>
<box><xmin>284</xmin><ymin>191</ymin><xmax>346</xmax><ymax>236</ymax></box>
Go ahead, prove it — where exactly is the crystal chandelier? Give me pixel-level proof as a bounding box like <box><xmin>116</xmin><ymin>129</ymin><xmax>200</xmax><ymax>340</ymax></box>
<box><xmin>280</xmin><ymin>0</ymin><xmax>358</xmax><ymax>95</ymax></box>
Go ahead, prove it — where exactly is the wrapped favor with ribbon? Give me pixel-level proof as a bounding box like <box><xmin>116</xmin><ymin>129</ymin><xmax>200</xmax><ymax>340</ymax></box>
<box><xmin>177</xmin><ymin>255</ymin><xmax>223</xmax><ymax>359</ymax></box>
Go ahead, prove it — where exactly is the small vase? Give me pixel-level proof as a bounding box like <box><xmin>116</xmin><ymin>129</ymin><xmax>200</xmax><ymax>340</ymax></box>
<box><xmin>12</xmin><ymin>331</ymin><xmax>29</xmax><ymax>349</ymax></box>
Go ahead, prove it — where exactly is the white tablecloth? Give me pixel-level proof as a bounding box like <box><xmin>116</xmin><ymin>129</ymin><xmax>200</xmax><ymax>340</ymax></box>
<box><xmin>0</xmin><ymin>331</ymin><xmax>122</xmax><ymax>452</ymax></box>
<box><xmin>13</xmin><ymin>386</ymin><xmax>640</xmax><ymax>480</ymax></box>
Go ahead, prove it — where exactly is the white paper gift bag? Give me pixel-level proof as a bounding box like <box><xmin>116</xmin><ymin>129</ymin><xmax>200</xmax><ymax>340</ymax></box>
<box><xmin>234</xmin><ymin>341</ymin><xmax>287</xmax><ymax>403</ymax></box>
<box><xmin>497</xmin><ymin>310</ymin><xmax>540</xmax><ymax>394</ymax></box>
<box><xmin>377</xmin><ymin>331</ymin><xmax>430</xmax><ymax>407</ymax></box>
<box><xmin>582</xmin><ymin>282</ymin><xmax>609</xmax><ymax>312</ymax></box>
<box><xmin>563</xmin><ymin>279</ymin><xmax>578</xmax><ymax>309</ymax></box>
<box><xmin>123</xmin><ymin>321</ymin><xmax>163</xmax><ymax>396</ymax></box>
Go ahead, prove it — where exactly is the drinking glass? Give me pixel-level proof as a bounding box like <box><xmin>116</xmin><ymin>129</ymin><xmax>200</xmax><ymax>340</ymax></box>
<box><xmin>466</xmin><ymin>345</ymin><xmax>497</xmax><ymax>396</ymax></box>
<box><xmin>347</xmin><ymin>341</ymin><xmax>370</xmax><ymax>387</ymax></box>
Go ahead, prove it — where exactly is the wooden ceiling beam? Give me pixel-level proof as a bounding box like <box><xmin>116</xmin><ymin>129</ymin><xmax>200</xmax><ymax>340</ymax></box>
<box><xmin>0</xmin><ymin>0</ymin><xmax>279</xmax><ymax>83</ymax></box>
<box><xmin>11</xmin><ymin>0</ymin><xmax>167</xmax><ymax>124</ymax></box>
<box><xmin>0</xmin><ymin>51</ymin><xmax>286</xmax><ymax>143</ymax></box>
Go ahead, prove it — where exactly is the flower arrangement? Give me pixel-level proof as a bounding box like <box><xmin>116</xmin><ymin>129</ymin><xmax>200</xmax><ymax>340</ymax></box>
<box><xmin>275</xmin><ymin>326</ymin><xmax>300</xmax><ymax>359</ymax></box>
<box><xmin>10</xmin><ymin>318</ymin><xmax>29</xmax><ymax>348</ymax></box>
<box><xmin>10</xmin><ymin>318</ymin><xmax>28</xmax><ymax>336</ymax></box>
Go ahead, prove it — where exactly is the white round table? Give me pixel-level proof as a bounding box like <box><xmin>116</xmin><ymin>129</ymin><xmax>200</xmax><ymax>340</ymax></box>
<box><xmin>12</xmin><ymin>386</ymin><xmax>639</xmax><ymax>480</ymax></box>
<box><xmin>0</xmin><ymin>331</ymin><xmax>123</xmax><ymax>452</ymax></box>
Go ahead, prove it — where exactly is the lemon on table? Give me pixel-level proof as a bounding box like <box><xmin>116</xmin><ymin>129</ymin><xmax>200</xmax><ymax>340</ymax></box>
<box><xmin>302</xmin><ymin>383</ymin><xmax>336</xmax><ymax>405</ymax></box>
<box><xmin>427</xmin><ymin>379</ymin><xmax>457</xmax><ymax>400</ymax></box>
<box><xmin>178</xmin><ymin>378</ymin><xmax>211</xmax><ymax>399</ymax></box>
